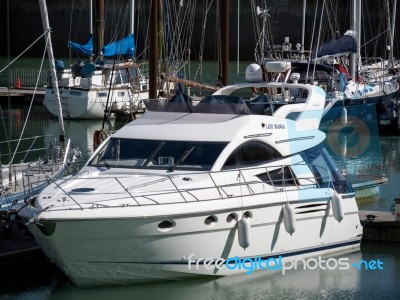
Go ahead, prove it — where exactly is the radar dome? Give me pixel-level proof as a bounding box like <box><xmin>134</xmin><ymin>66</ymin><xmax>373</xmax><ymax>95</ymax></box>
<box><xmin>245</xmin><ymin>63</ymin><xmax>263</xmax><ymax>82</ymax></box>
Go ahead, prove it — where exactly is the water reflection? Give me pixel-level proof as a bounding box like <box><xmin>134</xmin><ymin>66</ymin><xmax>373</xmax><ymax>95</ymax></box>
<box><xmin>21</xmin><ymin>243</ymin><xmax>393</xmax><ymax>300</ymax></box>
<box><xmin>321</xmin><ymin>114</ymin><xmax>399</xmax><ymax>212</ymax></box>
<box><xmin>1</xmin><ymin>242</ymin><xmax>400</xmax><ymax>299</ymax></box>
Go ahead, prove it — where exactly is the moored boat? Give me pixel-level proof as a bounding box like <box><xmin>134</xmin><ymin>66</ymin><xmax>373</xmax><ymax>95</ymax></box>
<box><xmin>19</xmin><ymin>66</ymin><xmax>362</xmax><ymax>287</ymax></box>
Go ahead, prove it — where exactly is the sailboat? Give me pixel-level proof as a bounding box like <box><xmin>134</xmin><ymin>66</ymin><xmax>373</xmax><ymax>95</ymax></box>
<box><xmin>311</xmin><ymin>31</ymin><xmax>399</xmax><ymax>125</ymax></box>
<box><xmin>43</xmin><ymin>0</ymin><xmax>153</xmax><ymax>120</ymax></box>
<box><xmin>251</xmin><ymin>1</ymin><xmax>399</xmax><ymax>131</ymax></box>
<box><xmin>310</xmin><ymin>1</ymin><xmax>399</xmax><ymax>129</ymax></box>
<box><xmin>0</xmin><ymin>0</ymin><xmax>78</xmax><ymax>222</ymax></box>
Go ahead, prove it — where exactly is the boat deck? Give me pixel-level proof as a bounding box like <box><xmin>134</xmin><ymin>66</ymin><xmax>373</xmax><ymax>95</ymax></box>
<box><xmin>1</xmin><ymin>162</ymin><xmax>64</xmax><ymax>211</ymax></box>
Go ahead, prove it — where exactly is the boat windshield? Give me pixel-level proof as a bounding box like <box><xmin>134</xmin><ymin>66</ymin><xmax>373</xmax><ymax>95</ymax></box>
<box><xmin>88</xmin><ymin>138</ymin><xmax>228</xmax><ymax>171</ymax></box>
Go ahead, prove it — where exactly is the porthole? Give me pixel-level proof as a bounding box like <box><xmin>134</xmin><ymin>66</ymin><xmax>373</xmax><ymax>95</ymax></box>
<box><xmin>226</xmin><ymin>213</ymin><xmax>238</xmax><ymax>223</ymax></box>
<box><xmin>157</xmin><ymin>220</ymin><xmax>176</xmax><ymax>232</ymax></box>
<box><xmin>204</xmin><ymin>215</ymin><xmax>218</xmax><ymax>226</ymax></box>
<box><xmin>243</xmin><ymin>211</ymin><xmax>253</xmax><ymax>219</ymax></box>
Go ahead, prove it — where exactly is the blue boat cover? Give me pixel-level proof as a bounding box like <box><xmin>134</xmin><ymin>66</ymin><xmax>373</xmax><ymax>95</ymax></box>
<box><xmin>68</xmin><ymin>35</ymin><xmax>93</xmax><ymax>56</ymax></box>
<box><xmin>311</xmin><ymin>35</ymin><xmax>357</xmax><ymax>59</ymax></box>
<box><xmin>102</xmin><ymin>34</ymin><xmax>135</xmax><ymax>58</ymax></box>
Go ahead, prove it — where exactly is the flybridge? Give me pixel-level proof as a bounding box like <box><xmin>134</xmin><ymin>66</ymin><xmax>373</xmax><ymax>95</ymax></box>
<box><xmin>142</xmin><ymin>81</ymin><xmax>325</xmax><ymax>130</ymax></box>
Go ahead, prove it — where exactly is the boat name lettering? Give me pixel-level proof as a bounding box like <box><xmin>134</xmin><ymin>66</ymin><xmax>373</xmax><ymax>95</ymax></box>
<box><xmin>265</xmin><ymin>124</ymin><xmax>285</xmax><ymax>130</ymax></box>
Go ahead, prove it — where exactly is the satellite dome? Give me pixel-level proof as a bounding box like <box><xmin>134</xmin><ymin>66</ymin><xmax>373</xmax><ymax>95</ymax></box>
<box><xmin>245</xmin><ymin>63</ymin><xmax>263</xmax><ymax>82</ymax></box>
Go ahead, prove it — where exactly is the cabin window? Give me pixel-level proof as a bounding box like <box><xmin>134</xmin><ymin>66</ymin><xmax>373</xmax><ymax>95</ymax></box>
<box><xmin>115</xmin><ymin>70</ymin><xmax>129</xmax><ymax>84</ymax></box>
<box><xmin>128</xmin><ymin>67</ymin><xmax>139</xmax><ymax>78</ymax></box>
<box><xmin>222</xmin><ymin>141</ymin><xmax>281</xmax><ymax>169</ymax></box>
<box><xmin>256</xmin><ymin>166</ymin><xmax>297</xmax><ymax>186</ymax></box>
<box><xmin>89</xmin><ymin>138</ymin><xmax>228</xmax><ymax>171</ymax></box>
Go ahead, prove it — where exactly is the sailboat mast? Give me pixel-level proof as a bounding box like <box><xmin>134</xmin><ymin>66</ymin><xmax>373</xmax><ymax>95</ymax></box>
<box><xmin>38</xmin><ymin>0</ymin><xmax>65</xmax><ymax>141</ymax></box>
<box><xmin>130</xmin><ymin>0</ymin><xmax>135</xmax><ymax>35</ymax></box>
<box><xmin>90</xmin><ymin>0</ymin><xmax>93</xmax><ymax>36</ymax></box>
<box><xmin>356</xmin><ymin>0</ymin><xmax>362</xmax><ymax>70</ymax></box>
<box><xmin>94</xmin><ymin>0</ymin><xmax>104</xmax><ymax>60</ymax></box>
<box><xmin>149</xmin><ymin>0</ymin><xmax>159</xmax><ymax>99</ymax></box>
<box><xmin>301</xmin><ymin>0</ymin><xmax>306</xmax><ymax>60</ymax></box>
<box><xmin>219</xmin><ymin>0</ymin><xmax>229</xmax><ymax>86</ymax></box>
<box><xmin>390</xmin><ymin>0</ymin><xmax>397</xmax><ymax>69</ymax></box>
<box><xmin>350</xmin><ymin>0</ymin><xmax>361</xmax><ymax>80</ymax></box>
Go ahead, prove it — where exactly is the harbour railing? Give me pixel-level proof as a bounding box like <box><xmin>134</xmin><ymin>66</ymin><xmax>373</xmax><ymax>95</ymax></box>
<box><xmin>10</xmin><ymin>68</ymin><xmax>49</xmax><ymax>87</ymax></box>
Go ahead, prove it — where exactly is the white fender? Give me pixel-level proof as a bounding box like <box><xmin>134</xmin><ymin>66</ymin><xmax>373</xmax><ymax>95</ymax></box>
<box><xmin>238</xmin><ymin>217</ymin><xmax>251</xmax><ymax>249</ymax></box>
<box><xmin>341</xmin><ymin>107</ymin><xmax>348</xmax><ymax>125</ymax></box>
<box><xmin>283</xmin><ymin>203</ymin><xmax>296</xmax><ymax>235</ymax></box>
<box><xmin>332</xmin><ymin>191</ymin><xmax>344</xmax><ymax>222</ymax></box>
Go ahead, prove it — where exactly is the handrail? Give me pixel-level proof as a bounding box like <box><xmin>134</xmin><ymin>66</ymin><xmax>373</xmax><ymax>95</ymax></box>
<box><xmin>41</xmin><ymin>162</ymin><xmax>345</xmax><ymax>210</ymax></box>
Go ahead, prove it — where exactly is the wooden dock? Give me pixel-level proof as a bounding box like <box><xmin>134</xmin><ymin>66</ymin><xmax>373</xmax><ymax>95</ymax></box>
<box><xmin>0</xmin><ymin>87</ymin><xmax>45</xmax><ymax>104</ymax></box>
<box><xmin>359</xmin><ymin>210</ymin><xmax>400</xmax><ymax>242</ymax></box>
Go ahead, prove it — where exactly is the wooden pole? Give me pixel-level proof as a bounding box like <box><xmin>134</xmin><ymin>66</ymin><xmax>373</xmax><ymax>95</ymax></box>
<box><xmin>219</xmin><ymin>0</ymin><xmax>229</xmax><ymax>86</ymax></box>
<box><xmin>95</xmin><ymin>0</ymin><xmax>104</xmax><ymax>59</ymax></box>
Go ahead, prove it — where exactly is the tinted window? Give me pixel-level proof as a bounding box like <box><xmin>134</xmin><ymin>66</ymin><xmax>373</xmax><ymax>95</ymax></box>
<box><xmin>89</xmin><ymin>138</ymin><xmax>227</xmax><ymax>171</ymax></box>
<box><xmin>223</xmin><ymin>141</ymin><xmax>281</xmax><ymax>169</ymax></box>
<box><xmin>256</xmin><ymin>166</ymin><xmax>297</xmax><ymax>186</ymax></box>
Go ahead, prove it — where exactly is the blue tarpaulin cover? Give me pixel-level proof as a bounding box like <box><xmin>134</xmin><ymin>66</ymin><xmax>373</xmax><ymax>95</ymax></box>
<box><xmin>102</xmin><ymin>34</ymin><xmax>135</xmax><ymax>58</ymax></box>
<box><xmin>68</xmin><ymin>35</ymin><xmax>93</xmax><ymax>56</ymax></box>
<box><xmin>311</xmin><ymin>35</ymin><xmax>357</xmax><ymax>59</ymax></box>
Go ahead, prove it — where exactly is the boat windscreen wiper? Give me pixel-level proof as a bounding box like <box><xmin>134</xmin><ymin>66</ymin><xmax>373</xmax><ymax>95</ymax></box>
<box><xmin>143</xmin><ymin>141</ymin><xmax>165</xmax><ymax>167</ymax></box>
<box><xmin>168</xmin><ymin>146</ymin><xmax>195</xmax><ymax>172</ymax></box>
<box><xmin>101</xmin><ymin>159</ymin><xmax>110</xmax><ymax>169</ymax></box>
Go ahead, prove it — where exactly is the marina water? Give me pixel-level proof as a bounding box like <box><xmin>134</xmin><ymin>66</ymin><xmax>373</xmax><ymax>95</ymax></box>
<box><xmin>1</xmin><ymin>60</ymin><xmax>400</xmax><ymax>299</ymax></box>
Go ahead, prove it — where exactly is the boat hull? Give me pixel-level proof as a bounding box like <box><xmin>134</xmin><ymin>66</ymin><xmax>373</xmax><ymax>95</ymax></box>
<box><xmin>27</xmin><ymin>195</ymin><xmax>362</xmax><ymax>287</ymax></box>
<box><xmin>43</xmin><ymin>87</ymin><xmax>147</xmax><ymax>119</ymax></box>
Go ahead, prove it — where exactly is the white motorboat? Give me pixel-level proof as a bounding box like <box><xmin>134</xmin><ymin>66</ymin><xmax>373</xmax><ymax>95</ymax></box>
<box><xmin>19</xmin><ymin>67</ymin><xmax>362</xmax><ymax>287</ymax></box>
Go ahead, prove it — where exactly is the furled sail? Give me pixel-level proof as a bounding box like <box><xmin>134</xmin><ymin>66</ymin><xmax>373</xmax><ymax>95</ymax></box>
<box><xmin>102</xmin><ymin>34</ymin><xmax>135</xmax><ymax>58</ymax></box>
<box><xmin>311</xmin><ymin>34</ymin><xmax>357</xmax><ymax>59</ymax></box>
<box><xmin>68</xmin><ymin>34</ymin><xmax>93</xmax><ymax>56</ymax></box>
